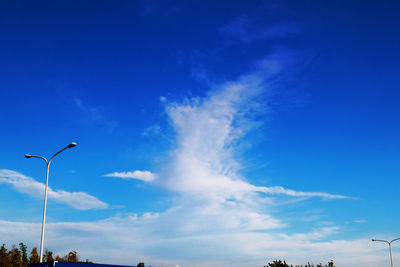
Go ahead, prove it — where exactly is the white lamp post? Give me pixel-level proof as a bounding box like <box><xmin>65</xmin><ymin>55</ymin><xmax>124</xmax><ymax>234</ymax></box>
<box><xmin>25</xmin><ymin>142</ymin><xmax>77</xmax><ymax>263</ymax></box>
<box><xmin>372</xmin><ymin>238</ymin><xmax>400</xmax><ymax>267</ymax></box>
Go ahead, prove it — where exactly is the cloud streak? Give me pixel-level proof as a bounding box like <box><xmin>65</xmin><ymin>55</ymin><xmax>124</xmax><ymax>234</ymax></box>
<box><xmin>258</xmin><ymin>186</ymin><xmax>353</xmax><ymax>200</ymax></box>
<box><xmin>104</xmin><ymin>171</ymin><xmax>156</xmax><ymax>182</ymax></box>
<box><xmin>0</xmin><ymin>169</ymin><xmax>108</xmax><ymax>210</ymax></box>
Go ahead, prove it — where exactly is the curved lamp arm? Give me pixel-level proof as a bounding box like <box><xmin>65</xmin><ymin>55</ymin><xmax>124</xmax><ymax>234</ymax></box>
<box><xmin>390</xmin><ymin>238</ymin><xmax>400</xmax><ymax>244</ymax></box>
<box><xmin>25</xmin><ymin>154</ymin><xmax>48</xmax><ymax>164</ymax></box>
<box><xmin>372</xmin><ymin>239</ymin><xmax>390</xmax><ymax>244</ymax></box>
<box><xmin>25</xmin><ymin>142</ymin><xmax>77</xmax><ymax>165</ymax></box>
<box><xmin>49</xmin><ymin>142</ymin><xmax>76</xmax><ymax>163</ymax></box>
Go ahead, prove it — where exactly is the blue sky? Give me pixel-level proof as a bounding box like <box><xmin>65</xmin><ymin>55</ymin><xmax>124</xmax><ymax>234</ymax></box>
<box><xmin>1</xmin><ymin>1</ymin><xmax>400</xmax><ymax>266</ymax></box>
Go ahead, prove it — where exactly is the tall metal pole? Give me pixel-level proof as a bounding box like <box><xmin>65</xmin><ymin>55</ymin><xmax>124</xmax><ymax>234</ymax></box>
<box><xmin>390</xmin><ymin>243</ymin><xmax>394</xmax><ymax>267</ymax></box>
<box><xmin>372</xmin><ymin>238</ymin><xmax>400</xmax><ymax>267</ymax></box>
<box><xmin>39</xmin><ymin>161</ymin><xmax>50</xmax><ymax>264</ymax></box>
<box><xmin>25</xmin><ymin>142</ymin><xmax>77</xmax><ymax>262</ymax></box>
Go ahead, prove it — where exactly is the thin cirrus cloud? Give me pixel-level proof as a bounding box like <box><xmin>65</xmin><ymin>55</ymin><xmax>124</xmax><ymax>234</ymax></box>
<box><xmin>73</xmin><ymin>97</ymin><xmax>117</xmax><ymax>132</ymax></box>
<box><xmin>159</xmin><ymin>55</ymin><xmax>351</xmax><ymax>203</ymax></box>
<box><xmin>111</xmin><ymin>51</ymin><xmax>350</xmax><ymax>201</ymax></box>
<box><xmin>219</xmin><ymin>14</ymin><xmax>299</xmax><ymax>44</ymax></box>
<box><xmin>0</xmin><ymin>169</ymin><xmax>108</xmax><ymax>210</ymax></box>
<box><xmin>258</xmin><ymin>186</ymin><xmax>353</xmax><ymax>200</ymax></box>
<box><xmin>104</xmin><ymin>171</ymin><xmax>156</xmax><ymax>182</ymax></box>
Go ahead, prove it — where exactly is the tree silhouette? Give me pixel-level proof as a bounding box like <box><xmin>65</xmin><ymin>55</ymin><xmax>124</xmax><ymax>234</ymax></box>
<box><xmin>66</xmin><ymin>251</ymin><xmax>79</xmax><ymax>262</ymax></box>
<box><xmin>0</xmin><ymin>244</ymin><xmax>10</xmax><ymax>267</ymax></box>
<box><xmin>44</xmin><ymin>249</ymin><xmax>54</xmax><ymax>262</ymax></box>
<box><xmin>19</xmin><ymin>243</ymin><xmax>28</xmax><ymax>266</ymax></box>
<box><xmin>0</xmin><ymin>242</ymin><xmax>94</xmax><ymax>266</ymax></box>
<box><xmin>264</xmin><ymin>260</ymin><xmax>335</xmax><ymax>267</ymax></box>
<box><xmin>265</xmin><ymin>260</ymin><xmax>290</xmax><ymax>267</ymax></box>
<box><xmin>29</xmin><ymin>247</ymin><xmax>39</xmax><ymax>264</ymax></box>
<box><xmin>9</xmin><ymin>245</ymin><xmax>22</xmax><ymax>267</ymax></box>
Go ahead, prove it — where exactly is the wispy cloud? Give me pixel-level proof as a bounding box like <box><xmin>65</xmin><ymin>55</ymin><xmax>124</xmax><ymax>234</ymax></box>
<box><xmin>95</xmin><ymin>52</ymin><xmax>355</xmax><ymax>265</ymax></box>
<box><xmin>73</xmin><ymin>97</ymin><xmax>117</xmax><ymax>132</ymax></box>
<box><xmin>0</xmin><ymin>169</ymin><xmax>108</xmax><ymax>210</ymax></box>
<box><xmin>141</xmin><ymin>124</ymin><xmax>161</xmax><ymax>137</ymax></box>
<box><xmin>354</xmin><ymin>219</ymin><xmax>366</xmax><ymax>224</ymax></box>
<box><xmin>104</xmin><ymin>171</ymin><xmax>156</xmax><ymax>182</ymax></box>
<box><xmin>150</xmin><ymin>52</ymin><xmax>350</xmax><ymax>202</ymax></box>
<box><xmin>219</xmin><ymin>14</ymin><xmax>299</xmax><ymax>44</ymax></box>
<box><xmin>259</xmin><ymin>186</ymin><xmax>352</xmax><ymax>200</ymax></box>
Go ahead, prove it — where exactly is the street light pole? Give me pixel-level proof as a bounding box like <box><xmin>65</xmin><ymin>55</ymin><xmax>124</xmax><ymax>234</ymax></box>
<box><xmin>372</xmin><ymin>238</ymin><xmax>400</xmax><ymax>267</ymax></box>
<box><xmin>25</xmin><ymin>142</ymin><xmax>77</xmax><ymax>263</ymax></box>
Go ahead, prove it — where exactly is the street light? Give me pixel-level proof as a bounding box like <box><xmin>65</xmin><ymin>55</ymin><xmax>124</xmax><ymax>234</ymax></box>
<box><xmin>25</xmin><ymin>142</ymin><xmax>77</xmax><ymax>263</ymax></box>
<box><xmin>372</xmin><ymin>238</ymin><xmax>400</xmax><ymax>267</ymax></box>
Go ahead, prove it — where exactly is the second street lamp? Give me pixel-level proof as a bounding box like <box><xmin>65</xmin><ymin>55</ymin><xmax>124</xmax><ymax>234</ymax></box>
<box><xmin>372</xmin><ymin>238</ymin><xmax>400</xmax><ymax>267</ymax></box>
<box><xmin>25</xmin><ymin>142</ymin><xmax>77</xmax><ymax>263</ymax></box>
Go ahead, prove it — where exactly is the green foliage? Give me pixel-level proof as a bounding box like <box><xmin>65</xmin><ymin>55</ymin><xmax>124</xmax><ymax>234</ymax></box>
<box><xmin>19</xmin><ymin>243</ymin><xmax>29</xmax><ymax>266</ymax></box>
<box><xmin>44</xmin><ymin>249</ymin><xmax>54</xmax><ymax>262</ymax></box>
<box><xmin>29</xmin><ymin>247</ymin><xmax>39</xmax><ymax>264</ymax></box>
<box><xmin>0</xmin><ymin>244</ymin><xmax>10</xmax><ymax>267</ymax></box>
<box><xmin>265</xmin><ymin>260</ymin><xmax>289</xmax><ymax>267</ymax></box>
<box><xmin>265</xmin><ymin>260</ymin><xmax>335</xmax><ymax>267</ymax></box>
<box><xmin>137</xmin><ymin>262</ymin><xmax>145</xmax><ymax>267</ymax></box>
<box><xmin>66</xmin><ymin>251</ymin><xmax>79</xmax><ymax>262</ymax></box>
<box><xmin>0</xmin><ymin>242</ymin><xmax>93</xmax><ymax>266</ymax></box>
<box><xmin>55</xmin><ymin>255</ymin><xmax>63</xmax><ymax>261</ymax></box>
<box><xmin>54</xmin><ymin>250</ymin><xmax>81</xmax><ymax>262</ymax></box>
<box><xmin>9</xmin><ymin>245</ymin><xmax>22</xmax><ymax>267</ymax></box>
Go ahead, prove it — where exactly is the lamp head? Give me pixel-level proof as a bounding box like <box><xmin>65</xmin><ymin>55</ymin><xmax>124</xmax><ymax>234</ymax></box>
<box><xmin>68</xmin><ymin>142</ymin><xmax>77</xmax><ymax>148</ymax></box>
<box><xmin>25</xmin><ymin>154</ymin><xmax>32</xmax><ymax>158</ymax></box>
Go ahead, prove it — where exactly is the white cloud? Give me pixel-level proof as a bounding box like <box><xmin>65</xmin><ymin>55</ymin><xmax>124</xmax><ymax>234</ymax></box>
<box><xmin>68</xmin><ymin>53</ymin><xmax>362</xmax><ymax>266</ymax></box>
<box><xmin>156</xmin><ymin>59</ymin><xmax>349</xmax><ymax>201</ymax></box>
<box><xmin>104</xmin><ymin>171</ymin><xmax>156</xmax><ymax>182</ymax></box>
<box><xmin>0</xmin><ymin>169</ymin><xmax>108</xmax><ymax>210</ymax></box>
<box><xmin>258</xmin><ymin>186</ymin><xmax>352</xmax><ymax>200</ymax></box>
<box><xmin>2</xmin><ymin>53</ymin><xmax>361</xmax><ymax>266</ymax></box>
<box><xmin>0</xmin><ymin>218</ymin><xmax>388</xmax><ymax>267</ymax></box>
<box><xmin>85</xmin><ymin>52</ymin><xmax>358</xmax><ymax>265</ymax></box>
